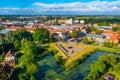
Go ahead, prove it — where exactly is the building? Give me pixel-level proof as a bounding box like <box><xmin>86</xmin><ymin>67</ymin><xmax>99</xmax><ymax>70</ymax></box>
<box><xmin>104</xmin><ymin>74</ymin><xmax>115</xmax><ymax>80</ymax></box>
<box><xmin>110</xmin><ymin>33</ymin><xmax>119</xmax><ymax>44</ymax></box>
<box><xmin>102</xmin><ymin>30</ymin><xmax>114</xmax><ymax>39</ymax></box>
<box><xmin>86</xmin><ymin>34</ymin><xmax>107</xmax><ymax>43</ymax></box>
<box><xmin>98</xmin><ymin>26</ymin><xmax>112</xmax><ymax>30</ymax></box>
<box><xmin>57</xmin><ymin>20</ymin><xmax>66</xmax><ymax>24</ymax></box>
<box><xmin>102</xmin><ymin>30</ymin><xmax>119</xmax><ymax>44</ymax></box>
<box><xmin>65</xmin><ymin>18</ymin><xmax>74</xmax><ymax>25</ymax></box>
<box><xmin>0</xmin><ymin>50</ymin><xmax>15</xmax><ymax>78</ymax></box>
<box><xmin>80</xmin><ymin>20</ymin><xmax>84</xmax><ymax>24</ymax></box>
<box><xmin>5</xmin><ymin>50</ymin><xmax>15</xmax><ymax>67</ymax></box>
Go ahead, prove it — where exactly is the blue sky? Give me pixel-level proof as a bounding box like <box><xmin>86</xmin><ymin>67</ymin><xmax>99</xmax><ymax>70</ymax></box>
<box><xmin>0</xmin><ymin>0</ymin><xmax>120</xmax><ymax>15</ymax></box>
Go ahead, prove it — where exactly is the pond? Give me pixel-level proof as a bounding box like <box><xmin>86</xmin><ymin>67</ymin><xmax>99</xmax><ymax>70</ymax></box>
<box><xmin>36</xmin><ymin>51</ymin><xmax>119</xmax><ymax>80</ymax></box>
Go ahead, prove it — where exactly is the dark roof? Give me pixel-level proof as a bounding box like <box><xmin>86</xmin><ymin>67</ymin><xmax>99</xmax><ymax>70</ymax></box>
<box><xmin>3</xmin><ymin>64</ymin><xmax>12</xmax><ymax>75</ymax></box>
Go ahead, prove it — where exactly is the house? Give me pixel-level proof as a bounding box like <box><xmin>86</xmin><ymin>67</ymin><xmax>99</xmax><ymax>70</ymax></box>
<box><xmin>102</xmin><ymin>30</ymin><xmax>119</xmax><ymax>44</ymax></box>
<box><xmin>104</xmin><ymin>74</ymin><xmax>115</xmax><ymax>80</ymax></box>
<box><xmin>98</xmin><ymin>26</ymin><xmax>112</xmax><ymax>30</ymax></box>
<box><xmin>102</xmin><ymin>30</ymin><xmax>114</xmax><ymax>39</ymax></box>
<box><xmin>65</xmin><ymin>18</ymin><xmax>74</xmax><ymax>25</ymax></box>
<box><xmin>58</xmin><ymin>31</ymin><xmax>70</xmax><ymax>42</ymax></box>
<box><xmin>110</xmin><ymin>23</ymin><xmax>118</xmax><ymax>27</ymax></box>
<box><xmin>110</xmin><ymin>33</ymin><xmax>119</xmax><ymax>44</ymax></box>
<box><xmin>80</xmin><ymin>20</ymin><xmax>84</xmax><ymax>24</ymax></box>
<box><xmin>86</xmin><ymin>34</ymin><xmax>106</xmax><ymax>43</ymax></box>
<box><xmin>0</xmin><ymin>50</ymin><xmax>16</xmax><ymax>77</ymax></box>
<box><xmin>5</xmin><ymin>50</ymin><xmax>15</xmax><ymax>67</ymax></box>
<box><xmin>0</xmin><ymin>29</ymin><xmax>11</xmax><ymax>38</ymax></box>
<box><xmin>57</xmin><ymin>20</ymin><xmax>66</xmax><ymax>24</ymax></box>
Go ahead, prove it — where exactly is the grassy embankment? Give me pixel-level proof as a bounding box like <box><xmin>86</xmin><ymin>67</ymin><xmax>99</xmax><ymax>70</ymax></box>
<box><xmin>50</xmin><ymin>43</ymin><xmax>68</xmax><ymax>59</ymax></box>
<box><xmin>89</xmin><ymin>43</ymin><xmax>120</xmax><ymax>54</ymax></box>
<box><xmin>50</xmin><ymin>42</ymin><xmax>120</xmax><ymax>70</ymax></box>
<box><xmin>50</xmin><ymin>43</ymin><xmax>96</xmax><ymax>69</ymax></box>
<box><xmin>64</xmin><ymin>45</ymin><xmax>96</xmax><ymax>69</ymax></box>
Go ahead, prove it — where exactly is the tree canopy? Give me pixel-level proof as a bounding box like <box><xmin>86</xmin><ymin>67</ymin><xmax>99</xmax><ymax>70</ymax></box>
<box><xmin>33</xmin><ymin>28</ymin><xmax>51</xmax><ymax>44</ymax></box>
<box><xmin>70</xmin><ymin>30</ymin><xmax>78</xmax><ymax>38</ymax></box>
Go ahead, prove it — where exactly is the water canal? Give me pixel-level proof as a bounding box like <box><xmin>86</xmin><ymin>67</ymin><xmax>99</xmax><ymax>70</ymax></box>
<box><xmin>36</xmin><ymin>51</ymin><xmax>119</xmax><ymax>80</ymax></box>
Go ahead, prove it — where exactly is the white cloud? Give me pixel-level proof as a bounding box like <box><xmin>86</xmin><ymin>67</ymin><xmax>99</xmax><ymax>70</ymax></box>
<box><xmin>0</xmin><ymin>1</ymin><xmax>120</xmax><ymax>15</ymax></box>
<box><xmin>33</xmin><ymin>1</ymin><xmax>120</xmax><ymax>13</ymax></box>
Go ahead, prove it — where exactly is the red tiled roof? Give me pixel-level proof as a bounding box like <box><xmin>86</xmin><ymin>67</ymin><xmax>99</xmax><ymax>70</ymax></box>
<box><xmin>102</xmin><ymin>30</ymin><xmax>113</xmax><ymax>33</ymax></box>
<box><xmin>5</xmin><ymin>51</ymin><xmax>14</xmax><ymax>57</ymax></box>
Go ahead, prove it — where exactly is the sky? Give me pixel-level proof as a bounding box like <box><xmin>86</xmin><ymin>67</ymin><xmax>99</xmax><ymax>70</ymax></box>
<box><xmin>0</xmin><ymin>0</ymin><xmax>120</xmax><ymax>15</ymax></box>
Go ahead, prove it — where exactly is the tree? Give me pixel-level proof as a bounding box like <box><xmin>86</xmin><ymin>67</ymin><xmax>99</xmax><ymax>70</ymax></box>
<box><xmin>58</xmin><ymin>36</ymin><xmax>62</xmax><ymax>42</ymax></box>
<box><xmin>49</xmin><ymin>34</ymin><xmax>54</xmax><ymax>42</ymax></box>
<box><xmin>6</xmin><ymin>32</ymin><xmax>14</xmax><ymax>43</ymax></box>
<box><xmin>33</xmin><ymin>28</ymin><xmax>50</xmax><ymax>44</ymax></box>
<box><xmin>0</xmin><ymin>26</ymin><xmax>5</xmax><ymax>30</ymax></box>
<box><xmin>82</xmin><ymin>36</ymin><xmax>89</xmax><ymax>44</ymax></box>
<box><xmin>54</xmin><ymin>54</ymin><xmax>62</xmax><ymax>63</ymax></box>
<box><xmin>117</xmin><ymin>30</ymin><xmax>120</xmax><ymax>36</ymax></box>
<box><xmin>17</xmin><ymin>40</ymin><xmax>38</xmax><ymax>80</ymax></box>
<box><xmin>70</xmin><ymin>30</ymin><xmax>78</xmax><ymax>38</ymax></box>
<box><xmin>85</xmin><ymin>55</ymin><xmax>120</xmax><ymax>80</ymax></box>
<box><xmin>12</xmin><ymin>28</ymin><xmax>33</xmax><ymax>41</ymax></box>
<box><xmin>0</xmin><ymin>36</ymin><xmax>4</xmax><ymax>46</ymax></box>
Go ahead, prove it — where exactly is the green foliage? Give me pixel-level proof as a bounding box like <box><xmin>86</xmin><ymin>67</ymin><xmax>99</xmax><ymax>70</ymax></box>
<box><xmin>90</xmin><ymin>26</ymin><xmax>103</xmax><ymax>34</ymax></box>
<box><xmin>0</xmin><ymin>26</ymin><xmax>5</xmax><ymax>30</ymax></box>
<box><xmin>0</xmin><ymin>56</ymin><xmax>4</xmax><ymax>63</ymax></box>
<box><xmin>85</xmin><ymin>54</ymin><xmax>119</xmax><ymax>80</ymax></box>
<box><xmin>12</xmin><ymin>28</ymin><xmax>33</xmax><ymax>41</ymax></box>
<box><xmin>16</xmin><ymin>40</ymin><xmax>38</xmax><ymax>80</ymax></box>
<box><xmin>113</xmin><ymin>62</ymin><xmax>120</xmax><ymax>74</ymax></box>
<box><xmin>70</xmin><ymin>59</ymin><xmax>79</xmax><ymax>68</ymax></box>
<box><xmin>70</xmin><ymin>30</ymin><xmax>78</xmax><ymax>38</ymax></box>
<box><xmin>0</xmin><ymin>70</ymin><xmax>8</xmax><ymax>79</ymax></box>
<box><xmin>33</xmin><ymin>28</ymin><xmax>50</xmax><ymax>44</ymax></box>
<box><xmin>5</xmin><ymin>29</ymin><xmax>33</xmax><ymax>50</ymax></box>
<box><xmin>82</xmin><ymin>36</ymin><xmax>89</xmax><ymax>44</ymax></box>
<box><xmin>58</xmin><ymin>36</ymin><xmax>62</xmax><ymax>41</ymax></box>
<box><xmin>68</xmin><ymin>54</ymin><xmax>92</xmax><ymax>70</ymax></box>
<box><xmin>104</xmin><ymin>42</ymin><xmax>117</xmax><ymax>48</ymax></box>
<box><xmin>58</xmin><ymin>36</ymin><xmax>62</xmax><ymax>42</ymax></box>
<box><xmin>117</xmin><ymin>30</ymin><xmax>120</xmax><ymax>36</ymax></box>
<box><xmin>6</xmin><ymin>29</ymin><xmax>32</xmax><ymax>43</ymax></box>
<box><xmin>112</xmin><ymin>27</ymin><xmax>120</xmax><ymax>31</ymax></box>
<box><xmin>54</xmin><ymin>54</ymin><xmax>62</xmax><ymax>63</ymax></box>
<box><xmin>6</xmin><ymin>32</ymin><xmax>14</xmax><ymax>43</ymax></box>
<box><xmin>0</xmin><ymin>36</ymin><xmax>5</xmax><ymax>46</ymax></box>
<box><xmin>49</xmin><ymin>34</ymin><xmax>54</xmax><ymax>42</ymax></box>
<box><xmin>14</xmin><ymin>40</ymin><xmax>21</xmax><ymax>50</ymax></box>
